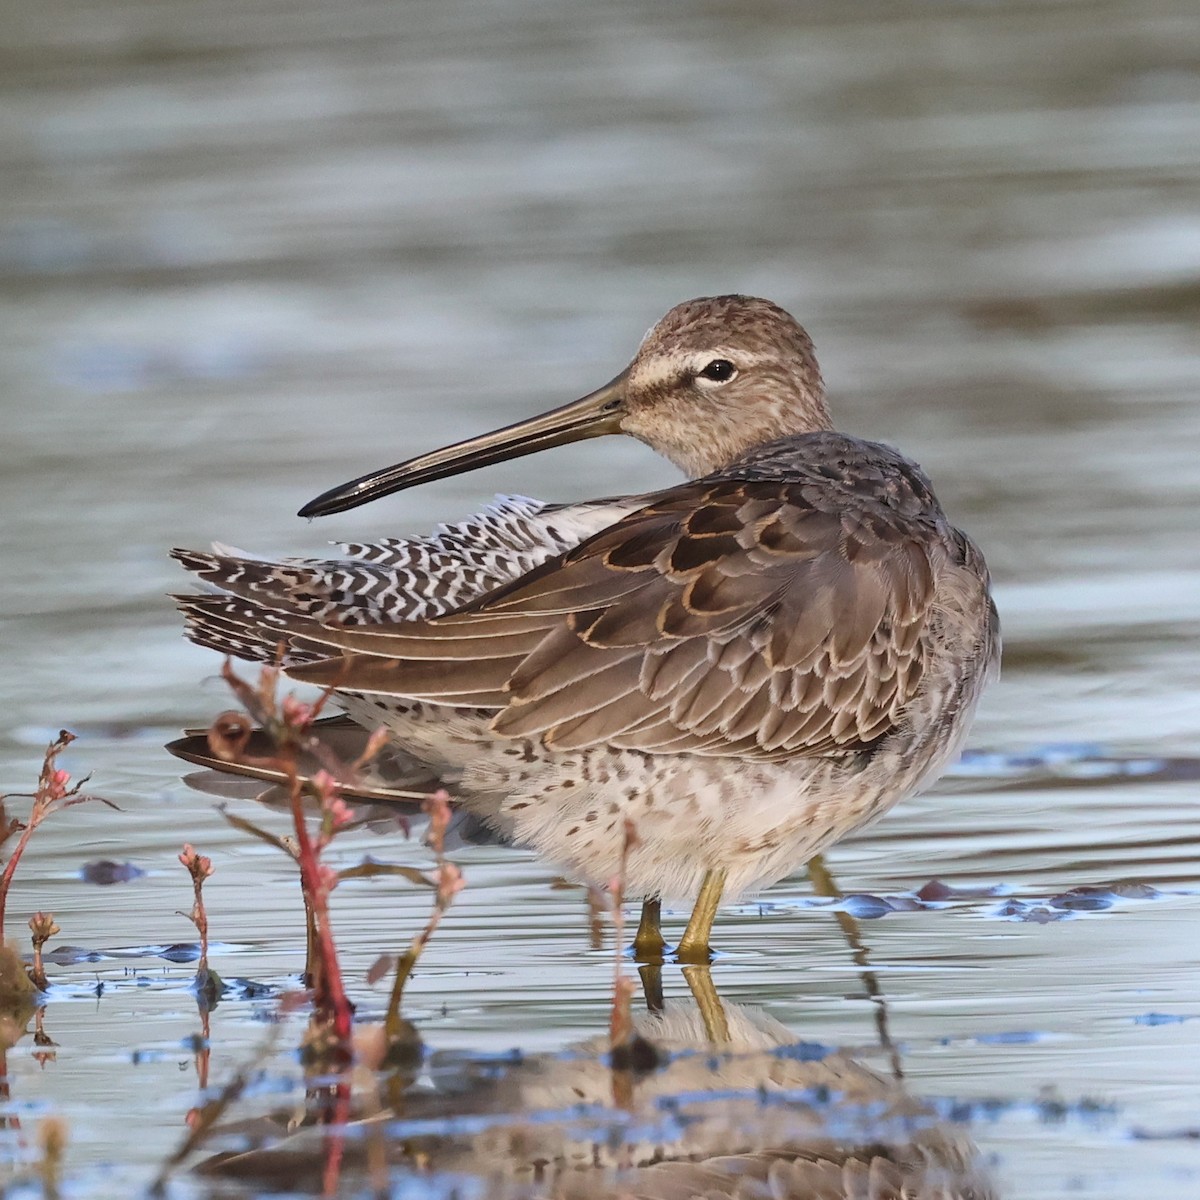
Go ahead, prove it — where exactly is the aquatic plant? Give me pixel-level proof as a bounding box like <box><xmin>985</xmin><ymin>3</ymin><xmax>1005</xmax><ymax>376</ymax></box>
<box><xmin>206</xmin><ymin>660</ymin><xmax>357</xmax><ymax>1060</ymax></box>
<box><xmin>607</xmin><ymin>818</ymin><xmax>641</xmax><ymax>1108</ymax></box>
<box><xmin>177</xmin><ymin>843</ymin><xmax>220</xmax><ymax>1006</ymax></box>
<box><xmin>0</xmin><ymin>731</ymin><xmax>113</xmax><ymax>1000</ymax></box>
<box><xmin>376</xmin><ymin>787</ymin><xmax>463</xmax><ymax>1043</ymax></box>
<box><xmin>27</xmin><ymin>912</ymin><xmax>59</xmax><ymax>992</ymax></box>
<box><xmin>204</xmin><ymin>659</ymin><xmax>467</xmax><ymax>1064</ymax></box>
<box><xmin>151</xmin><ymin>991</ymin><xmax>306</xmax><ymax>1198</ymax></box>
<box><xmin>153</xmin><ymin>660</ymin><xmax>470</xmax><ymax>1193</ymax></box>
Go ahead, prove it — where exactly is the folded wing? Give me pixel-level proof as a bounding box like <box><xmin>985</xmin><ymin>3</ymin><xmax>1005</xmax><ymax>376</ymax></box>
<box><xmin>287</xmin><ymin>479</ymin><xmax>939</xmax><ymax>762</ymax></box>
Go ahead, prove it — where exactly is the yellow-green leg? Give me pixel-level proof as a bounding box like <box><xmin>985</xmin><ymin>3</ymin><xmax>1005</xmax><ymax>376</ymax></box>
<box><xmin>806</xmin><ymin>853</ymin><xmax>840</xmax><ymax>902</ymax></box>
<box><xmin>638</xmin><ymin>962</ymin><xmax>665</xmax><ymax>1016</ymax></box>
<box><xmin>633</xmin><ymin>897</ymin><xmax>667</xmax><ymax>961</ymax></box>
<box><xmin>675</xmin><ymin>868</ymin><xmax>726</xmax><ymax>963</ymax></box>
<box><xmin>682</xmin><ymin>964</ymin><xmax>730</xmax><ymax>1044</ymax></box>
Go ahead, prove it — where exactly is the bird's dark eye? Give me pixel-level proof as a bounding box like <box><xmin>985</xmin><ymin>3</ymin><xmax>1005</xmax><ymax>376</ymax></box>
<box><xmin>698</xmin><ymin>358</ymin><xmax>736</xmax><ymax>382</ymax></box>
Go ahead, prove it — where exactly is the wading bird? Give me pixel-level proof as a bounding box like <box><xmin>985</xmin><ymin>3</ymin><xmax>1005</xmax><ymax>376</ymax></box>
<box><xmin>171</xmin><ymin>295</ymin><xmax>999</xmax><ymax>961</ymax></box>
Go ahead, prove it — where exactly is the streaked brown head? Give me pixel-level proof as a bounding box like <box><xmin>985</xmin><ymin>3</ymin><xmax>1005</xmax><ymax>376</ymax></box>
<box><xmin>300</xmin><ymin>294</ymin><xmax>831</xmax><ymax>517</ymax></box>
<box><xmin>621</xmin><ymin>295</ymin><xmax>830</xmax><ymax>477</ymax></box>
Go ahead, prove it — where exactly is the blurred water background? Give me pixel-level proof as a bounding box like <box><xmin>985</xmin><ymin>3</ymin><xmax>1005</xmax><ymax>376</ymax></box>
<box><xmin>1</xmin><ymin>1</ymin><xmax>1199</xmax><ymax>1196</ymax></box>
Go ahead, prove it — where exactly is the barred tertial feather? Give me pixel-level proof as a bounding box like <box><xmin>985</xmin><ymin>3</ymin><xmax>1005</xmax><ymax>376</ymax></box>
<box><xmin>171</xmin><ymin>495</ymin><xmax>638</xmax><ymax>665</ymax></box>
<box><xmin>172</xmin><ymin>494</ymin><xmax>639</xmax><ymax>628</ymax></box>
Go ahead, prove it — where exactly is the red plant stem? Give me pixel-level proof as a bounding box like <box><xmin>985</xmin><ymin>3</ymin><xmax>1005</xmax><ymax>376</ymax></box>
<box><xmin>0</xmin><ymin>811</ymin><xmax>43</xmax><ymax>936</ymax></box>
<box><xmin>194</xmin><ymin>883</ymin><xmax>208</xmax><ymax>972</ymax></box>
<box><xmin>1</xmin><ymin>732</ymin><xmax>86</xmax><ymax>938</ymax></box>
<box><xmin>196</xmin><ymin>1008</ymin><xmax>211</xmax><ymax>1092</ymax></box>
<box><xmin>283</xmin><ymin>768</ymin><xmax>352</xmax><ymax>1050</ymax></box>
<box><xmin>321</xmin><ymin>1082</ymin><xmax>352</xmax><ymax>1199</ymax></box>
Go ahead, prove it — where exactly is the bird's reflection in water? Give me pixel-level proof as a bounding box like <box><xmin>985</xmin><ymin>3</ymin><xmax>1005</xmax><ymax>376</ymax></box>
<box><xmin>196</xmin><ymin>964</ymin><xmax>996</xmax><ymax>1199</ymax></box>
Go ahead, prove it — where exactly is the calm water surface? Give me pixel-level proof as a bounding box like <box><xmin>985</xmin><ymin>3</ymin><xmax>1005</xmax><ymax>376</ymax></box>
<box><xmin>1</xmin><ymin>1</ymin><xmax>1199</xmax><ymax>1196</ymax></box>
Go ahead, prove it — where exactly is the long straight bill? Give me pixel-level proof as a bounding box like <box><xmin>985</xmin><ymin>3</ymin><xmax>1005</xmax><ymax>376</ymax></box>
<box><xmin>299</xmin><ymin>371</ymin><xmax>629</xmax><ymax>517</ymax></box>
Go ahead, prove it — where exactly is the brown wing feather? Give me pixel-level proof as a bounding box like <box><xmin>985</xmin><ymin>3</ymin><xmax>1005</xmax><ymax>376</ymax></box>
<box><xmin>288</xmin><ymin>479</ymin><xmax>939</xmax><ymax>761</ymax></box>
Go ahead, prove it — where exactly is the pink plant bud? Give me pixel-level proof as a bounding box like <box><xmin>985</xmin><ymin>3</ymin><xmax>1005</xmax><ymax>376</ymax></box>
<box><xmin>29</xmin><ymin>912</ymin><xmax>61</xmax><ymax>943</ymax></box>
<box><xmin>438</xmin><ymin>861</ymin><xmax>465</xmax><ymax>902</ymax></box>
<box><xmin>318</xmin><ymin>863</ymin><xmax>339</xmax><ymax>894</ymax></box>
<box><xmin>179</xmin><ymin>844</ymin><xmax>214</xmax><ymax>879</ymax></box>
<box><xmin>282</xmin><ymin>695</ymin><xmax>315</xmax><ymax>729</ymax></box>
<box><xmin>311</xmin><ymin>770</ymin><xmax>339</xmax><ymax>805</ymax></box>
<box><xmin>423</xmin><ymin>789</ymin><xmax>453</xmax><ymax>850</ymax></box>
<box><xmin>354</xmin><ymin>725</ymin><xmax>392</xmax><ymax>768</ymax></box>
<box><xmin>327</xmin><ymin>796</ymin><xmax>353</xmax><ymax>829</ymax></box>
<box><xmin>47</xmin><ymin>768</ymin><xmax>71</xmax><ymax>799</ymax></box>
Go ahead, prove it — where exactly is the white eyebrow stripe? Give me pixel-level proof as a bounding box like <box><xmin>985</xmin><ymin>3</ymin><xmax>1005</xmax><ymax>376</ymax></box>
<box><xmin>631</xmin><ymin>347</ymin><xmax>767</xmax><ymax>392</ymax></box>
<box><xmin>629</xmin><ymin>358</ymin><xmax>685</xmax><ymax>390</ymax></box>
